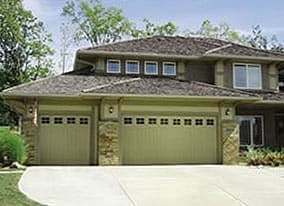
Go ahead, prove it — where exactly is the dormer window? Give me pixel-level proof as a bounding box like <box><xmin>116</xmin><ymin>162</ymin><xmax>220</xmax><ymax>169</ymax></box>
<box><xmin>126</xmin><ymin>60</ymin><xmax>139</xmax><ymax>74</ymax></box>
<box><xmin>107</xmin><ymin>59</ymin><xmax>120</xmax><ymax>73</ymax></box>
<box><xmin>163</xmin><ymin>62</ymin><xmax>176</xmax><ymax>76</ymax></box>
<box><xmin>145</xmin><ymin>61</ymin><xmax>158</xmax><ymax>75</ymax></box>
<box><xmin>233</xmin><ymin>63</ymin><xmax>262</xmax><ymax>89</ymax></box>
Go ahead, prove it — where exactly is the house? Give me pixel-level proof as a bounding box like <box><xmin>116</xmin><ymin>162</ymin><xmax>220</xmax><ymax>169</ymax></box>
<box><xmin>2</xmin><ymin>36</ymin><xmax>284</xmax><ymax>166</ymax></box>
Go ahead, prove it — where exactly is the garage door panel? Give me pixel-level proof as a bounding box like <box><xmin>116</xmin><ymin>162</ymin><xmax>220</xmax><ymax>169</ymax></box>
<box><xmin>121</xmin><ymin>115</ymin><xmax>217</xmax><ymax>164</ymax></box>
<box><xmin>39</xmin><ymin>116</ymin><xmax>90</xmax><ymax>165</ymax></box>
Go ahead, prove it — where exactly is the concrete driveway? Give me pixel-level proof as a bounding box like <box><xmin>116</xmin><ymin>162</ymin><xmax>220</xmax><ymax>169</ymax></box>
<box><xmin>19</xmin><ymin>166</ymin><xmax>284</xmax><ymax>206</ymax></box>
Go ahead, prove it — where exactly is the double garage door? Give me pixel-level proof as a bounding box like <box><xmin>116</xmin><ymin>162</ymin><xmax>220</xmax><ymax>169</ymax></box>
<box><xmin>121</xmin><ymin>115</ymin><xmax>218</xmax><ymax>164</ymax></box>
<box><xmin>39</xmin><ymin>115</ymin><xmax>90</xmax><ymax>165</ymax></box>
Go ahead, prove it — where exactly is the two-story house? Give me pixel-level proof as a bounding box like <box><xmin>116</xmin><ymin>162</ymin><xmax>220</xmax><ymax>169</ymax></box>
<box><xmin>2</xmin><ymin>36</ymin><xmax>284</xmax><ymax>165</ymax></box>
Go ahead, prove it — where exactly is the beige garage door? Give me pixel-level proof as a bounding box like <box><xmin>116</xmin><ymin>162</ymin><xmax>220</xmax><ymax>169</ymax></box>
<box><xmin>39</xmin><ymin>115</ymin><xmax>90</xmax><ymax>165</ymax></box>
<box><xmin>121</xmin><ymin>116</ymin><xmax>217</xmax><ymax>164</ymax></box>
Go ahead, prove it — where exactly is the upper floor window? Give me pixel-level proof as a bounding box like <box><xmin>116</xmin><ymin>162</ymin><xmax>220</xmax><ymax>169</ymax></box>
<box><xmin>163</xmin><ymin>62</ymin><xmax>176</xmax><ymax>76</ymax></box>
<box><xmin>145</xmin><ymin>61</ymin><xmax>158</xmax><ymax>75</ymax></box>
<box><xmin>107</xmin><ymin>59</ymin><xmax>120</xmax><ymax>73</ymax></box>
<box><xmin>126</xmin><ymin>60</ymin><xmax>139</xmax><ymax>74</ymax></box>
<box><xmin>233</xmin><ymin>63</ymin><xmax>262</xmax><ymax>89</ymax></box>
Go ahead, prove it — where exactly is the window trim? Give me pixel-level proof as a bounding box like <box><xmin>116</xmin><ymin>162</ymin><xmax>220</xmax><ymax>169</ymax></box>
<box><xmin>162</xmin><ymin>62</ymin><xmax>176</xmax><ymax>76</ymax></box>
<box><xmin>144</xmin><ymin>61</ymin><xmax>158</xmax><ymax>75</ymax></box>
<box><xmin>106</xmin><ymin>59</ymin><xmax>121</xmax><ymax>73</ymax></box>
<box><xmin>233</xmin><ymin>63</ymin><xmax>262</xmax><ymax>89</ymax></box>
<box><xmin>125</xmin><ymin>60</ymin><xmax>140</xmax><ymax>74</ymax></box>
<box><xmin>236</xmin><ymin>115</ymin><xmax>264</xmax><ymax>147</ymax></box>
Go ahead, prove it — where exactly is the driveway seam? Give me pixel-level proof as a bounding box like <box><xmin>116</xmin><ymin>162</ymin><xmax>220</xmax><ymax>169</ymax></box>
<box><xmin>110</xmin><ymin>171</ymin><xmax>137</xmax><ymax>206</ymax></box>
<box><xmin>213</xmin><ymin>183</ymin><xmax>249</xmax><ymax>206</ymax></box>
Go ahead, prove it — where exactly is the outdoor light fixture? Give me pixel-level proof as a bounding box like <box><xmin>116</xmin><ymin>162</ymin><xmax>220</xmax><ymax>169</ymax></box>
<box><xmin>225</xmin><ymin>108</ymin><xmax>231</xmax><ymax>116</ymax></box>
<box><xmin>108</xmin><ymin>106</ymin><xmax>114</xmax><ymax>114</ymax></box>
<box><xmin>28</xmin><ymin>106</ymin><xmax>33</xmax><ymax>114</ymax></box>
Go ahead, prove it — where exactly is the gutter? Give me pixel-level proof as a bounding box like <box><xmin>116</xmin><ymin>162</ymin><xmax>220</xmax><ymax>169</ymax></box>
<box><xmin>80</xmin><ymin>92</ymin><xmax>261</xmax><ymax>102</ymax></box>
<box><xmin>1</xmin><ymin>92</ymin><xmax>261</xmax><ymax>102</ymax></box>
<box><xmin>202</xmin><ymin>53</ymin><xmax>284</xmax><ymax>62</ymax></box>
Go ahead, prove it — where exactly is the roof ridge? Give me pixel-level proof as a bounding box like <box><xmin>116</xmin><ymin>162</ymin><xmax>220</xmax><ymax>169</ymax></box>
<box><xmin>82</xmin><ymin>77</ymin><xmax>141</xmax><ymax>92</ymax></box>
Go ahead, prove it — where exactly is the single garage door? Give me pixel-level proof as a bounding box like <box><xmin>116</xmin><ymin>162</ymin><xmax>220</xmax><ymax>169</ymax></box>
<box><xmin>121</xmin><ymin>115</ymin><xmax>217</xmax><ymax>164</ymax></box>
<box><xmin>39</xmin><ymin>115</ymin><xmax>90</xmax><ymax>165</ymax></box>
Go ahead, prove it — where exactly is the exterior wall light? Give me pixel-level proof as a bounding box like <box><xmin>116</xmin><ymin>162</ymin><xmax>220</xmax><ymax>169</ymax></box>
<box><xmin>225</xmin><ymin>108</ymin><xmax>231</xmax><ymax>116</ymax></box>
<box><xmin>28</xmin><ymin>106</ymin><xmax>33</xmax><ymax>114</ymax></box>
<box><xmin>108</xmin><ymin>106</ymin><xmax>114</xmax><ymax>114</ymax></box>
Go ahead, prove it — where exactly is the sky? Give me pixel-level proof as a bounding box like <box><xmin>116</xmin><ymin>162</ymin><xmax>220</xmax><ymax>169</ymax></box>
<box><xmin>22</xmin><ymin>0</ymin><xmax>284</xmax><ymax>73</ymax></box>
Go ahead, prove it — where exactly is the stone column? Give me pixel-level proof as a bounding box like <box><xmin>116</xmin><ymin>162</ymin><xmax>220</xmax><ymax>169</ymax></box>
<box><xmin>222</xmin><ymin>121</ymin><xmax>239</xmax><ymax>164</ymax></box>
<box><xmin>21</xmin><ymin>118</ymin><xmax>37</xmax><ymax>164</ymax></box>
<box><xmin>98</xmin><ymin>121</ymin><xmax>120</xmax><ymax>165</ymax></box>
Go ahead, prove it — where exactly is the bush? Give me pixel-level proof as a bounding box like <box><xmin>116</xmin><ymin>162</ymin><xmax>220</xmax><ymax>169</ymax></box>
<box><xmin>243</xmin><ymin>147</ymin><xmax>284</xmax><ymax>167</ymax></box>
<box><xmin>0</xmin><ymin>128</ymin><xmax>27</xmax><ymax>165</ymax></box>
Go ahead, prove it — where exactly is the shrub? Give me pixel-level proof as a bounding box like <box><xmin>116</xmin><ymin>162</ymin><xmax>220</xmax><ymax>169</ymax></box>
<box><xmin>0</xmin><ymin>128</ymin><xmax>27</xmax><ymax>165</ymax></box>
<box><xmin>243</xmin><ymin>147</ymin><xmax>284</xmax><ymax>167</ymax></box>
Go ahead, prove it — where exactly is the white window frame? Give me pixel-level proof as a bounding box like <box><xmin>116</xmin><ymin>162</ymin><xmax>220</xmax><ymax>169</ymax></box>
<box><xmin>233</xmin><ymin>63</ymin><xmax>262</xmax><ymax>89</ymax></box>
<box><xmin>236</xmin><ymin>115</ymin><xmax>264</xmax><ymax>147</ymax></box>
<box><xmin>162</xmin><ymin>62</ymin><xmax>176</xmax><ymax>76</ymax></box>
<box><xmin>144</xmin><ymin>61</ymin><xmax>158</xmax><ymax>75</ymax></box>
<box><xmin>125</xmin><ymin>60</ymin><xmax>140</xmax><ymax>74</ymax></box>
<box><xmin>106</xmin><ymin>59</ymin><xmax>121</xmax><ymax>73</ymax></box>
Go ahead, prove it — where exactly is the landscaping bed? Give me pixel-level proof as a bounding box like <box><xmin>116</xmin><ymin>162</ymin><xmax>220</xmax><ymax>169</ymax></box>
<box><xmin>241</xmin><ymin>147</ymin><xmax>284</xmax><ymax>167</ymax></box>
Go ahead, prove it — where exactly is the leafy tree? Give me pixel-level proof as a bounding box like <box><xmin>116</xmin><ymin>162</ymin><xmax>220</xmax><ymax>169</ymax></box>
<box><xmin>62</xmin><ymin>0</ymin><xmax>132</xmax><ymax>46</ymax></box>
<box><xmin>0</xmin><ymin>0</ymin><xmax>54</xmax><ymax>89</ymax></box>
<box><xmin>0</xmin><ymin>0</ymin><xmax>54</xmax><ymax>125</ymax></box>
<box><xmin>131</xmin><ymin>18</ymin><xmax>177</xmax><ymax>38</ymax></box>
<box><xmin>185</xmin><ymin>20</ymin><xmax>247</xmax><ymax>44</ymax></box>
<box><xmin>246</xmin><ymin>25</ymin><xmax>284</xmax><ymax>52</ymax></box>
<box><xmin>62</xmin><ymin>0</ymin><xmax>177</xmax><ymax>46</ymax></box>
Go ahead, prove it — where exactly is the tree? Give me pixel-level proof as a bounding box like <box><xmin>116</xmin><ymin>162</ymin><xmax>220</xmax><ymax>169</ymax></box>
<box><xmin>62</xmin><ymin>0</ymin><xmax>178</xmax><ymax>46</ymax></box>
<box><xmin>0</xmin><ymin>0</ymin><xmax>54</xmax><ymax>90</ymax></box>
<box><xmin>0</xmin><ymin>0</ymin><xmax>54</xmax><ymax>126</ymax></box>
<box><xmin>131</xmin><ymin>18</ymin><xmax>177</xmax><ymax>38</ymax></box>
<box><xmin>59</xmin><ymin>23</ymin><xmax>73</xmax><ymax>73</ymax></box>
<box><xmin>246</xmin><ymin>25</ymin><xmax>284</xmax><ymax>52</ymax></box>
<box><xmin>62</xmin><ymin>0</ymin><xmax>132</xmax><ymax>46</ymax></box>
<box><xmin>185</xmin><ymin>20</ymin><xmax>247</xmax><ymax>44</ymax></box>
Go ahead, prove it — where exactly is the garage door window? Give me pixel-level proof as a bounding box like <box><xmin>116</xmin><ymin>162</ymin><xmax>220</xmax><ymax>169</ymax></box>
<box><xmin>136</xmin><ymin>118</ymin><xmax>145</xmax><ymax>125</ymax></box>
<box><xmin>124</xmin><ymin>117</ymin><xmax>132</xmax><ymax>125</ymax></box>
<box><xmin>173</xmin><ymin>118</ymin><xmax>181</xmax><ymax>125</ymax></box>
<box><xmin>195</xmin><ymin>119</ymin><xmax>203</xmax><ymax>126</ymax></box>
<box><xmin>80</xmin><ymin>117</ymin><xmax>89</xmax><ymax>125</ymax></box>
<box><xmin>148</xmin><ymin>118</ymin><xmax>157</xmax><ymax>125</ymax></box>
<box><xmin>67</xmin><ymin>117</ymin><xmax>76</xmax><ymax>124</ymax></box>
<box><xmin>41</xmin><ymin>117</ymin><xmax>50</xmax><ymax>124</ymax></box>
<box><xmin>160</xmin><ymin>118</ymin><xmax>169</xmax><ymax>125</ymax></box>
<box><xmin>54</xmin><ymin>117</ymin><xmax>63</xmax><ymax>124</ymax></box>
<box><xmin>184</xmin><ymin>119</ymin><xmax>192</xmax><ymax>126</ymax></box>
<box><xmin>206</xmin><ymin>119</ymin><xmax>215</xmax><ymax>126</ymax></box>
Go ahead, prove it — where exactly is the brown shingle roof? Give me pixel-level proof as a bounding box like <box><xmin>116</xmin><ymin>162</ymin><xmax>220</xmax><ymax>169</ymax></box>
<box><xmin>80</xmin><ymin>36</ymin><xmax>284</xmax><ymax>60</ymax></box>
<box><xmin>2</xmin><ymin>71</ymin><xmax>257</xmax><ymax>98</ymax></box>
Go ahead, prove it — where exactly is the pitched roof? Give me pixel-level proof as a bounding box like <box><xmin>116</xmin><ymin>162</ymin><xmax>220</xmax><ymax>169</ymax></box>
<box><xmin>2</xmin><ymin>70</ymin><xmax>257</xmax><ymax>99</ymax></box>
<box><xmin>79</xmin><ymin>36</ymin><xmax>284</xmax><ymax>60</ymax></box>
<box><xmin>247</xmin><ymin>90</ymin><xmax>284</xmax><ymax>101</ymax></box>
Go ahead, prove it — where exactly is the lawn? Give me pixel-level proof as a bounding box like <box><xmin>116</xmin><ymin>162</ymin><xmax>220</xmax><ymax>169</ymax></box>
<box><xmin>0</xmin><ymin>172</ymin><xmax>42</xmax><ymax>206</ymax></box>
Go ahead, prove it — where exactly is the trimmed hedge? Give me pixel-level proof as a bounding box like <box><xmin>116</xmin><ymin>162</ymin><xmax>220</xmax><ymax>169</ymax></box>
<box><xmin>0</xmin><ymin>128</ymin><xmax>27</xmax><ymax>165</ymax></box>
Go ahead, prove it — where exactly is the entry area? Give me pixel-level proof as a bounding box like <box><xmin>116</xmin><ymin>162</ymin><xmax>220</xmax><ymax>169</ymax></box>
<box><xmin>39</xmin><ymin>115</ymin><xmax>91</xmax><ymax>165</ymax></box>
<box><xmin>121</xmin><ymin>115</ymin><xmax>218</xmax><ymax>164</ymax></box>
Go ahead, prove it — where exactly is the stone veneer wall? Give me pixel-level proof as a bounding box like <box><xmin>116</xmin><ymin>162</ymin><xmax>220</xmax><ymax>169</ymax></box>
<box><xmin>98</xmin><ymin>121</ymin><xmax>120</xmax><ymax>165</ymax></box>
<box><xmin>21</xmin><ymin>118</ymin><xmax>37</xmax><ymax>164</ymax></box>
<box><xmin>222</xmin><ymin>121</ymin><xmax>240</xmax><ymax>164</ymax></box>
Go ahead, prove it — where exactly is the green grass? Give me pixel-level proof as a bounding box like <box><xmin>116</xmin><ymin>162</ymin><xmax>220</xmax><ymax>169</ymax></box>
<box><xmin>0</xmin><ymin>173</ymin><xmax>42</xmax><ymax>206</ymax></box>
